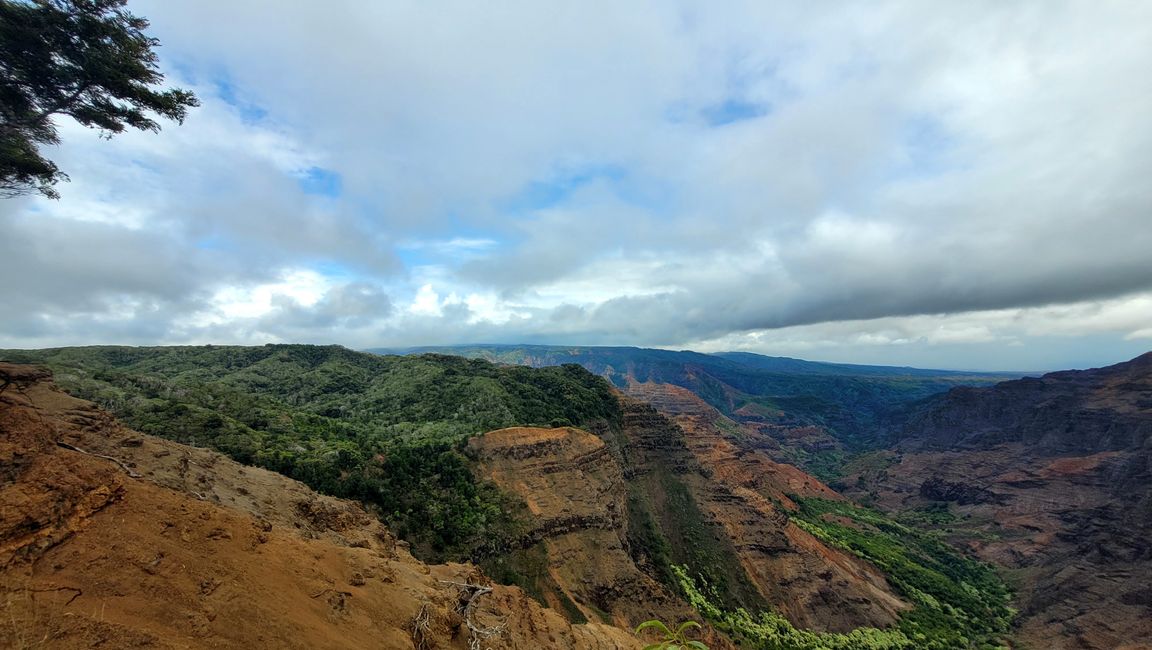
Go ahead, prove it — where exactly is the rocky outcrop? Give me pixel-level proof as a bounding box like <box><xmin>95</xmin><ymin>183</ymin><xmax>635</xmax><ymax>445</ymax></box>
<box><xmin>0</xmin><ymin>364</ymin><xmax>640</xmax><ymax>650</ymax></box>
<box><xmin>918</xmin><ymin>476</ymin><xmax>1007</xmax><ymax>505</ymax></box>
<box><xmin>469</xmin><ymin>426</ymin><xmax>687</xmax><ymax>629</ymax></box>
<box><xmin>468</xmin><ymin>386</ymin><xmax>911</xmax><ymax>638</ymax></box>
<box><xmin>856</xmin><ymin>352</ymin><xmax>1152</xmax><ymax>649</ymax></box>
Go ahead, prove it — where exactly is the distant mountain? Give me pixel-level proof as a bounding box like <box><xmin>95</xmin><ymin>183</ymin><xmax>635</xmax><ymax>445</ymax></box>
<box><xmin>713</xmin><ymin>350</ymin><xmax>1018</xmax><ymax>378</ymax></box>
<box><xmin>372</xmin><ymin>343</ymin><xmax>1016</xmax><ymax>378</ymax></box>
<box><xmin>899</xmin><ymin>350</ymin><xmax>1152</xmax><ymax>453</ymax></box>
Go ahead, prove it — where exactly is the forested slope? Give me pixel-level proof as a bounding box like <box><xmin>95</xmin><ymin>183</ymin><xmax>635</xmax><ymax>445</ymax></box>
<box><xmin>1</xmin><ymin>344</ymin><xmax>619</xmax><ymax>558</ymax></box>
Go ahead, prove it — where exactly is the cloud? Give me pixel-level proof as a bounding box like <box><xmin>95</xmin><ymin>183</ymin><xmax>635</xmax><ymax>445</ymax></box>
<box><xmin>1</xmin><ymin>1</ymin><xmax>1150</xmax><ymax>371</ymax></box>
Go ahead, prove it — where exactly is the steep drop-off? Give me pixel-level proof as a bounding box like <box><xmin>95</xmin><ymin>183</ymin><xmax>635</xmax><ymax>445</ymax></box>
<box><xmin>617</xmin><ymin>386</ymin><xmax>908</xmax><ymax>633</ymax></box>
<box><xmin>469</xmin><ymin>427</ymin><xmax>698</xmax><ymax>631</ymax></box>
<box><xmin>1</xmin><ymin>346</ymin><xmax>1020</xmax><ymax>649</ymax></box>
<box><xmin>467</xmin><ymin>389</ymin><xmax>909</xmax><ymax>637</ymax></box>
<box><xmin>854</xmin><ymin>352</ymin><xmax>1152</xmax><ymax>649</ymax></box>
<box><xmin>0</xmin><ymin>363</ymin><xmax>640</xmax><ymax>650</ymax></box>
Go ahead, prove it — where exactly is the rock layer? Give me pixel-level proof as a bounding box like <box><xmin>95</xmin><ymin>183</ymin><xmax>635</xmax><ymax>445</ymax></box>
<box><xmin>469</xmin><ymin>384</ymin><xmax>909</xmax><ymax>637</ymax></box>
<box><xmin>622</xmin><ymin>383</ymin><xmax>907</xmax><ymax>632</ymax></box>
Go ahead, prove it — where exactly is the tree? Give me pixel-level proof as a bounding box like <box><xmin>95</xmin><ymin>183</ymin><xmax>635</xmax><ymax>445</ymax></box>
<box><xmin>0</xmin><ymin>0</ymin><xmax>198</xmax><ymax>199</ymax></box>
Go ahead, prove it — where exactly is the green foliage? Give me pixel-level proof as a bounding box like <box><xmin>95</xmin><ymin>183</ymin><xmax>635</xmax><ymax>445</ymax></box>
<box><xmin>673</xmin><ymin>498</ymin><xmax>1012</xmax><ymax>649</ymax></box>
<box><xmin>1</xmin><ymin>344</ymin><xmax>621</xmax><ymax>561</ymax></box>
<box><xmin>0</xmin><ymin>0</ymin><xmax>198</xmax><ymax>198</ymax></box>
<box><xmin>788</xmin><ymin>498</ymin><xmax>1013</xmax><ymax>647</ymax></box>
<box><xmin>635</xmin><ymin>619</ymin><xmax>709</xmax><ymax>650</ymax></box>
<box><xmin>895</xmin><ymin>502</ymin><xmax>958</xmax><ymax>529</ymax></box>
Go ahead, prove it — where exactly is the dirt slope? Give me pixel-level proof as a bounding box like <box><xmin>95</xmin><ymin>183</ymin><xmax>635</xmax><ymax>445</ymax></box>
<box><xmin>0</xmin><ymin>363</ymin><xmax>640</xmax><ymax>650</ymax></box>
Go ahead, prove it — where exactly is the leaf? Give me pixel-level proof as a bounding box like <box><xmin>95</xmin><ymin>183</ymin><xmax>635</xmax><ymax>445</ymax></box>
<box><xmin>675</xmin><ymin>620</ymin><xmax>702</xmax><ymax>636</ymax></box>
<box><xmin>636</xmin><ymin>620</ymin><xmax>672</xmax><ymax>636</ymax></box>
<box><xmin>686</xmin><ymin>642</ymin><xmax>710</xmax><ymax>650</ymax></box>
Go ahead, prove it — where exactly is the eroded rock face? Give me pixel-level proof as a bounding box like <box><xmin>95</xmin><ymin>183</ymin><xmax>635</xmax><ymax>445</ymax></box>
<box><xmin>470</xmin><ymin>384</ymin><xmax>910</xmax><ymax>637</ymax></box>
<box><xmin>0</xmin><ymin>364</ymin><xmax>640</xmax><ymax>650</ymax></box>
<box><xmin>854</xmin><ymin>352</ymin><xmax>1152</xmax><ymax>650</ymax></box>
<box><xmin>900</xmin><ymin>352</ymin><xmax>1152</xmax><ymax>454</ymax></box>
<box><xmin>469</xmin><ymin>426</ymin><xmax>691</xmax><ymax>628</ymax></box>
<box><xmin>621</xmin><ymin>383</ymin><xmax>907</xmax><ymax>633</ymax></box>
<box><xmin>918</xmin><ymin>476</ymin><xmax>1007</xmax><ymax>505</ymax></box>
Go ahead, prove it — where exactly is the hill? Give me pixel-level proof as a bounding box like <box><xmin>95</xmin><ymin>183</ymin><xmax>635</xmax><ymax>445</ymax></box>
<box><xmin>0</xmin><ymin>362</ymin><xmax>640</xmax><ymax>649</ymax></box>
<box><xmin>0</xmin><ymin>344</ymin><xmax>619</xmax><ymax>560</ymax></box>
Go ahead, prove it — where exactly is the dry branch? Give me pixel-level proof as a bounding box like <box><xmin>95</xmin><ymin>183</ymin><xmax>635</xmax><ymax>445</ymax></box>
<box><xmin>55</xmin><ymin>442</ymin><xmax>141</xmax><ymax>478</ymax></box>
<box><xmin>410</xmin><ymin>602</ymin><xmax>432</xmax><ymax>650</ymax></box>
<box><xmin>438</xmin><ymin>580</ymin><xmax>507</xmax><ymax>650</ymax></box>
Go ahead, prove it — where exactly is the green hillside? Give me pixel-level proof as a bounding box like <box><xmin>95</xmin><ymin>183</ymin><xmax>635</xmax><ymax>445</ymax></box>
<box><xmin>1</xmin><ymin>344</ymin><xmax>619</xmax><ymax>559</ymax></box>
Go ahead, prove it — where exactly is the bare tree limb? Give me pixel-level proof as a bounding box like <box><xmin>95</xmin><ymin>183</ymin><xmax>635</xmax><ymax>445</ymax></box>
<box><xmin>438</xmin><ymin>580</ymin><xmax>507</xmax><ymax>650</ymax></box>
<box><xmin>56</xmin><ymin>441</ymin><xmax>141</xmax><ymax>478</ymax></box>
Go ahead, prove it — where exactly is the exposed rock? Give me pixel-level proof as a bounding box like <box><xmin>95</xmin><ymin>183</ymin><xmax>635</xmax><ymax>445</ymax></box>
<box><xmin>919</xmin><ymin>476</ymin><xmax>1007</xmax><ymax>505</ymax></box>
<box><xmin>620</xmin><ymin>383</ymin><xmax>908</xmax><ymax>633</ymax></box>
<box><xmin>899</xmin><ymin>352</ymin><xmax>1152</xmax><ymax>455</ymax></box>
<box><xmin>469</xmin><ymin>386</ymin><xmax>911</xmax><ymax>637</ymax></box>
<box><xmin>469</xmin><ymin>426</ymin><xmax>691</xmax><ymax>628</ymax></box>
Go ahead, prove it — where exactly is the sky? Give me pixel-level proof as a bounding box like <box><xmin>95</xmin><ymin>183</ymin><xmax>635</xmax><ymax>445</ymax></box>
<box><xmin>2</xmin><ymin>1</ymin><xmax>1151</xmax><ymax>371</ymax></box>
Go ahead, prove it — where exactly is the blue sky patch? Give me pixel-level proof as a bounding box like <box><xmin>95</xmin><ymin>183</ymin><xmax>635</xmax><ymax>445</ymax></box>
<box><xmin>299</xmin><ymin>167</ymin><xmax>343</xmax><ymax>197</ymax></box>
<box><xmin>701</xmin><ymin>98</ymin><xmax>772</xmax><ymax>126</ymax></box>
<box><xmin>500</xmin><ymin>164</ymin><xmax>628</xmax><ymax>213</ymax></box>
<box><xmin>213</xmin><ymin>76</ymin><xmax>269</xmax><ymax>124</ymax></box>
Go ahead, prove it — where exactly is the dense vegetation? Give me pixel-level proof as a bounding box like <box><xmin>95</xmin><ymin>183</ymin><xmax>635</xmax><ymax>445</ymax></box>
<box><xmin>673</xmin><ymin>497</ymin><xmax>1013</xmax><ymax>650</ymax></box>
<box><xmin>0</xmin><ymin>344</ymin><xmax>620</xmax><ymax>559</ymax></box>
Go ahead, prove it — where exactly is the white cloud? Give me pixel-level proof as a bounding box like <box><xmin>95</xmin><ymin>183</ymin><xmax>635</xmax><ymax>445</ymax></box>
<box><xmin>2</xmin><ymin>1</ymin><xmax>1151</xmax><ymax>370</ymax></box>
<box><xmin>198</xmin><ymin>269</ymin><xmax>329</xmax><ymax>324</ymax></box>
<box><xmin>409</xmin><ymin>284</ymin><xmax>443</xmax><ymax>317</ymax></box>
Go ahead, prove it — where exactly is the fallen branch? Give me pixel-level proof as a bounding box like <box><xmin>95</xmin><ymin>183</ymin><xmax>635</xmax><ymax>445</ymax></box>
<box><xmin>410</xmin><ymin>602</ymin><xmax>432</xmax><ymax>650</ymax></box>
<box><xmin>438</xmin><ymin>580</ymin><xmax>507</xmax><ymax>650</ymax></box>
<box><xmin>56</xmin><ymin>442</ymin><xmax>141</xmax><ymax>478</ymax></box>
<box><xmin>28</xmin><ymin>585</ymin><xmax>84</xmax><ymax>607</ymax></box>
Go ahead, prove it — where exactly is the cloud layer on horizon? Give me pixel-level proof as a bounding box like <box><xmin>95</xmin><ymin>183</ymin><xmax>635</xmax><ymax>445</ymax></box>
<box><xmin>2</xmin><ymin>1</ymin><xmax>1151</xmax><ymax>371</ymax></box>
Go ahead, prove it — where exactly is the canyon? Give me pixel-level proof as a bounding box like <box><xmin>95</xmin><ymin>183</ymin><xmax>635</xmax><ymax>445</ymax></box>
<box><xmin>4</xmin><ymin>345</ymin><xmax>1150</xmax><ymax>648</ymax></box>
